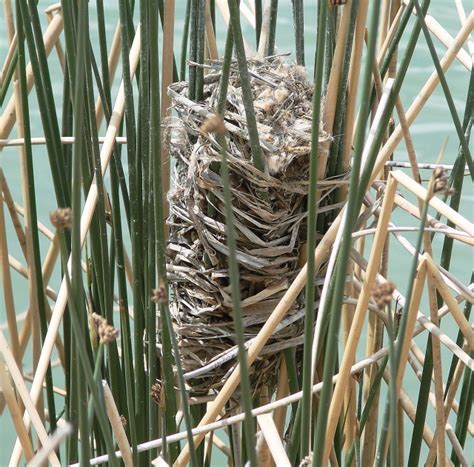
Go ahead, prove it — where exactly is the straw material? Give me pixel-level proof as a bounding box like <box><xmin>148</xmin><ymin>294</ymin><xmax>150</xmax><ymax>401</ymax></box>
<box><xmin>164</xmin><ymin>59</ymin><xmax>343</xmax><ymax>394</ymax></box>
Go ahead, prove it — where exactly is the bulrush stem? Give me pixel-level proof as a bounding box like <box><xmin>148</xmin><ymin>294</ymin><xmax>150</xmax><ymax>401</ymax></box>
<box><xmin>227</xmin><ymin>0</ymin><xmax>265</xmax><ymax>171</ymax></box>
<box><xmin>300</xmin><ymin>0</ymin><xmax>327</xmax><ymax>458</ymax></box>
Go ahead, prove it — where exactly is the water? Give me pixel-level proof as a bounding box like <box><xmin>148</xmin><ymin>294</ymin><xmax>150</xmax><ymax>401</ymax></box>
<box><xmin>0</xmin><ymin>1</ymin><xmax>472</xmax><ymax>465</ymax></box>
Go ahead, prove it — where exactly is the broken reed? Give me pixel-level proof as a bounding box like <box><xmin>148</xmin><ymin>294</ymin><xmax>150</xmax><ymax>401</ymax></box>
<box><xmin>0</xmin><ymin>1</ymin><xmax>472</xmax><ymax>467</ymax></box>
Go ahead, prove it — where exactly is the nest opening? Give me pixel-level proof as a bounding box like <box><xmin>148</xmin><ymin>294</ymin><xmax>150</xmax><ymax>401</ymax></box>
<box><xmin>163</xmin><ymin>58</ymin><xmax>344</xmax><ymax>395</ymax></box>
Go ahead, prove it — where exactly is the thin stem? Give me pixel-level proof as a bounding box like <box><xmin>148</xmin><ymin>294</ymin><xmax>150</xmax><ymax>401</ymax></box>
<box><xmin>216</xmin><ymin>131</ymin><xmax>258</xmax><ymax>467</ymax></box>
<box><xmin>300</xmin><ymin>0</ymin><xmax>327</xmax><ymax>458</ymax></box>
<box><xmin>266</xmin><ymin>0</ymin><xmax>278</xmax><ymax>56</ymax></box>
<box><xmin>227</xmin><ymin>0</ymin><xmax>265</xmax><ymax>171</ymax></box>
<box><xmin>312</xmin><ymin>3</ymin><xmax>382</xmax><ymax>465</ymax></box>
<box><xmin>291</xmin><ymin>0</ymin><xmax>305</xmax><ymax>65</ymax></box>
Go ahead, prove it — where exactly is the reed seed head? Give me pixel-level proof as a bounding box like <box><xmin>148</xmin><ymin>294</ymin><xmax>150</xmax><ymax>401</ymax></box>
<box><xmin>200</xmin><ymin>114</ymin><xmax>227</xmax><ymax>135</ymax></box>
<box><xmin>371</xmin><ymin>281</ymin><xmax>396</xmax><ymax>309</ymax></box>
<box><xmin>50</xmin><ymin>208</ymin><xmax>72</xmax><ymax>231</ymax></box>
<box><xmin>120</xmin><ymin>415</ymin><xmax>127</xmax><ymax>427</ymax></box>
<box><xmin>91</xmin><ymin>313</ymin><xmax>119</xmax><ymax>344</ymax></box>
<box><xmin>151</xmin><ymin>380</ymin><xmax>163</xmax><ymax>406</ymax></box>
<box><xmin>432</xmin><ymin>167</ymin><xmax>455</xmax><ymax>196</ymax></box>
<box><xmin>151</xmin><ymin>285</ymin><xmax>167</xmax><ymax>305</ymax></box>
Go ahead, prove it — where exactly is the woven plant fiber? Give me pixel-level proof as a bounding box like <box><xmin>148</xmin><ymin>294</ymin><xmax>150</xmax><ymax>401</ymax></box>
<box><xmin>164</xmin><ymin>59</ymin><xmax>343</xmax><ymax>395</ymax></box>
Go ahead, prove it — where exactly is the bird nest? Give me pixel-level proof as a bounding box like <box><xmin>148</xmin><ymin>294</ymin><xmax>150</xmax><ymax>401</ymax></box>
<box><xmin>165</xmin><ymin>58</ymin><xmax>343</xmax><ymax>395</ymax></box>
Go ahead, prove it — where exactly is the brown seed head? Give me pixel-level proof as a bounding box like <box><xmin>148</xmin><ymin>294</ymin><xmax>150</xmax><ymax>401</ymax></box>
<box><xmin>50</xmin><ymin>208</ymin><xmax>72</xmax><ymax>231</ymax></box>
<box><xmin>120</xmin><ymin>415</ymin><xmax>127</xmax><ymax>427</ymax></box>
<box><xmin>91</xmin><ymin>312</ymin><xmax>119</xmax><ymax>344</ymax></box>
<box><xmin>372</xmin><ymin>281</ymin><xmax>396</xmax><ymax>309</ymax></box>
<box><xmin>432</xmin><ymin>167</ymin><xmax>456</xmax><ymax>196</ymax></box>
<box><xmin>151</xmin><ymin>380</ymin><xmax>163</xmax><ymax>406</ymax></box>
<box><xmin>151</xmin><ymin>285</ymin><xmax>167</xmax><ymax>305</ymax></box>
<box><xmin>200</xmin><ymin>115</ymin><xmax>227</xmax><ymax>135</ymax></box>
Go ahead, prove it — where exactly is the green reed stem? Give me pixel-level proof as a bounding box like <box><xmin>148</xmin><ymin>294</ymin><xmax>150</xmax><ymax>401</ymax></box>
<box><xmin>180</xmin><ymin>0</ymin><xmax>192</xmax><ymax>81</ymax></box>
<box><xmin>0</xmin><ymin>49</ymin><xmax>17</xmax><ymax>105</ymax></box>
<box><xmin>195</xmin><ymin>0</ymin><xmax>206</xmax><ymax>101</ymax></box>
<box><xmin>452</xmin><ymin>356</ymin><xmax>473</xmax><ymax>465</ymax></box>
<box><xmin>146</xmin><ymin>1</ymin><xmax>158</xmax><ymax>460</ymax></box>
<box><xmin>413</xmin><ymin>0</ymin><xmax>473</xmax><ymax>177</ymax></box>
<box><xmin>188</xmin><ymin>0</ymin><xmax>199</xmax><ymax>100</ymax></box>
<box><xmin>266</xmin><ymin>0</ymin><xmax>278</xmax><ymax>57</ymax></box>
<box><xmin>385</xmin><ymin>310</ymin><xmax>399</xmax><ymax>467</ymax></box>
<box><xmin>118</xmin><ymin>0</ymin><xmax>147</xmax><ymax>445</ymax></box>
<box><xmin>21</xmin><ymin>0</ymin><xmax>69</xmax><ymax>207</ymax></box>
<box><xmin>227</xmin><ymin>0</ymin><xmax>265</xmax><ymax>171</ymax></box>
<box><xmin>331</xmin><ymin>0</ymin><xmax>359</xmax><ymax>178</ymax></box>
<box><xmin>217</xmin><ymin>29</ymin><xmax>234</xmax><ymax>114</ymax></box>
<box><xmin>312</xmin><ymin>4</ymin><xmax>381</xmax><ymax>465</ymax></box>
<box><xmin>300</xmin><ymin>0</ymin><xmax>327</xmax><ymax>458</ymax></box>
<box><xmin>344</xmin><ymin>356</ymin><xmax>388</xmax><ymax>467</ymax></box>
<box><xmin>57</xmin><ymin>234</ymin><xmax>119</xmax><ymax>466</ymax></box>
<box><xmin>291</xmin><ymin>0</ymin><xmax>305</xmax><ymax>65</ymax></box>
<box><xmin>16</xmin><ymin>0</ymin><xmax>58</xmax><ymax>437</ymax></box>
<box><xmin>217</xmin><ymin>132</ymin><xmax>258</xmax><ymax>467</ymax></box>
<box><xmin>255</xmin><ymin>0</ymin><xmax>262</xmax><ymax>47</ymax></box>
<box><xmin>71</xmin><ymin>2</ymin><xmax>92</xmax><ymax>463</ymax></box>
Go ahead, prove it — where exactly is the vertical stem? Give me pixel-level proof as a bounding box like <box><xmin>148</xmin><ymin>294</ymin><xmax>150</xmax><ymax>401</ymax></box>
<box><xmin>255</xmin><ymin>0</ymin><xmax>262</xmax><ymax>47</ymax></box>
<box><xmin>312</xmin><ymin>2</ymin><xmax>382</xmax><ymax>465</ymax></box>
<box><xmin>300</xmin><ymin>0</ymin><xmax>327</xmax><ymax>458</ymax></box>
<box><xmin>291</xmin><ymin>0</ymin><xmax>304</xmax><ymax>66</ymax></box>
<box><xmin>216</xmin><ymin>131</ymin><xmax>258</xmax><ymax>467</ymax></box>
<box><xmin>227</xmin><ymin>0</ymin><xmax>265</xmax><ymax>171</ymax></box>
<box><xmin>266</xmin><ymin>0</ymin><xmax>278</xmax><ymax>56</ymax></box>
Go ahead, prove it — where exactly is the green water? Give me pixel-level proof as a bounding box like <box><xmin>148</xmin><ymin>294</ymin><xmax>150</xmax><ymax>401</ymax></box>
<box><xmin>0</xmin><ymin>1</ymin><xmax>472</xmax><ymax>465</ymax></box>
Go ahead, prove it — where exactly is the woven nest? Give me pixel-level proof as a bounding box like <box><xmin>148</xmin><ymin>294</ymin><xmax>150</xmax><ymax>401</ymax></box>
<box><xmin>165</xmin><ymin>58</ymin><xmax>343</xmax><ymax>395</ymax></box>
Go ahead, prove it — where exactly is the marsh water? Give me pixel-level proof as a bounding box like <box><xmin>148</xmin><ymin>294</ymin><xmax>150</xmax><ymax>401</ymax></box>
<box><xmin>0</xmin><ymin>1</ymin><xmax>472</xmax><ymax>464</ymax></box>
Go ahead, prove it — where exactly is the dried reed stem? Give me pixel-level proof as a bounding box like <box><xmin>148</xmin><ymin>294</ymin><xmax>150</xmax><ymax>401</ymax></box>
<box><xmin>0</xmin><ymin>364</ymin><xmax>34</xmax><ymax>461</ymax></box>
<box><xmin>0</xmin><ymin>330</ymin><xmax>60</xmax><ymax>466</ymax></box>
<box><xmin>2</xmin><ymin>0</ymin><xmax>15</xmax><ymax>44</ymax></box>
<box><xmin>95</xmin><ymin>23</ymin><xmax>121</xmax><ymax>128</ymax></box>
<box><xmin>0</xmin><ymin>181</ymin><xmax>21</xmax><ymax>366</ymax></box>
<box><xmin>322</xmin><ymin>175</ymin><xmax>397</xmax><ymax>464</ymax></box>
<box><xmin>272</xmin><ymin>355</ymin><xmax>288</xmax><ymax>441</ymax></box>
<box><xmin>257</xmin><ymin>413</ymin><xmax>291</xmax><ymax>467</ymax></box>
<box><xmin>342</xmin><ymin>267</ymin><xmax>357</xmax><ymax>457</ymax></box>
<box><xmin>425</xmin><ymin>257</ymin><xmax>474</xmax><ymax>350</ymax></box>
<box><xmin>340</xmin><ymin>0</ymin><xmax>369</xmax><ymax>182</ymax></box>
<box><xmin>45</xmin><ymin>9</ymin><xmax>66</xmax><ymax>72</ymax></box>
<box><xmin>205</xmin><ymin>0</ymin><xmax>218</xmax><ymax>60</ymax></box>
<box><xmin>0</xmin><ymin>13</ymin><xmax>64</xmax><ymax>140</ymax></box>
<box><xmin>102</xmin><ymin>380</ymin><xmax>133</xmax><ymax>467</ymax></box>
<box><xmin>319</xmin><ymin>1</ymin><xmax>353</xmax><ymax>178</ymax></box>
<box><xmin>391</xmin><ymin>170</ymin><xmax>473</xmax><ymax>236</ymax></box>
<box><xmin>13</xmin><ymin>74</ymin><xmax>45</xmax><ymax>429</ymax></box>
